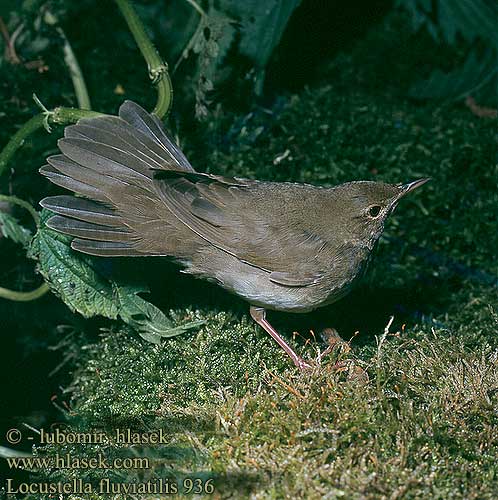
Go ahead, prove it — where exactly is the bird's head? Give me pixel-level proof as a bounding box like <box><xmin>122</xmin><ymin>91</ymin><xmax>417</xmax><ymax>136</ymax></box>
<box><xmin>331</xmin><ymin>178</ymin><xmax>430</xmax><ymax>248</ymax></box>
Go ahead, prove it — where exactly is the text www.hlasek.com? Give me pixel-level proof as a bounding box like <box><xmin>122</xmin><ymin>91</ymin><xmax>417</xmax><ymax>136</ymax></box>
<box><xmin>7</xmin><ymin>453</ymin><xmax>149</xmax><ymax>470</ymax></box>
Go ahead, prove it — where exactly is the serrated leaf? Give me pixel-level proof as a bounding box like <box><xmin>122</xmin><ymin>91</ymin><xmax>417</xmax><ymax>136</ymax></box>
<box><xmin>399</xmin><ymin>0</ymin><xmax>498</xmax><ymax>50</ymax></box>
<box><xmin>29</xmin><ymin>210</ymin><xmax>204</xmax><ymax>343</ymax></box>
<box><xmin>29</xmin><ymin>213</ymin><xmax>119</xmax><ymax>319</ymax></box>
<box><xmin>409</xmin><ymin>49</ymin><xmax>498</xmax><ymax>104</ymax></box>
<box><xmin>0</xmin><ymin>212</ymin><xmax>33</xmax><ymax>248</ymax></box>
<box><xmin>438</xmin><ymin>0</ymin><xmax>498</xmax><ymax>48</ymax></box>
<box><xmin>222</xmin><ymin>0</ymin><xmax>301</xmax><ymax>68</ymax></box>
<box><xmin>113</xmin><ymin>284</ymin><xmax>205</xmax><ymax>343</ymax></box>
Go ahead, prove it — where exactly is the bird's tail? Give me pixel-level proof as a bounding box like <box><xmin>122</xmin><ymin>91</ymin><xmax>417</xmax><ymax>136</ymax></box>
<box><xmin>39</xmin><ymin>101</ymin><xmax>195</xmax><ymax>257</ymax></box>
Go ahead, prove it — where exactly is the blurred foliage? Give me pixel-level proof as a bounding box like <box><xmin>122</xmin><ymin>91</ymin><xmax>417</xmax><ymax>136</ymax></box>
<box><xmin>1</xmin><ymin>0</ymin><xmax>301</xmax><ymax>118</ymax></box>
<box><xmin>399</xmin><ymin>0</ymin><xmax>498</xmax><ymax>105</ymax></box>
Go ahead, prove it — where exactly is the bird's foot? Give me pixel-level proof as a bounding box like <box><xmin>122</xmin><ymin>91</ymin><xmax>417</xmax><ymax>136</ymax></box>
<box><xmin>294</xmin><ymin>329</ymin><xmax>347</xmax><ymax>371</ymax></box>
<box><xmin>294</xmin><ymin>356</ymin><xmax>314</xmax><ymax>372</ymax></box>
<box><xmin>316</xmin><ymin>327</ymin><xmax>349</xmax><ymax>364</ymax></box>
<box><xmin>316</xmin><ymin>328</ymin><xmax>369</xmax><ymax>382</ymax></box>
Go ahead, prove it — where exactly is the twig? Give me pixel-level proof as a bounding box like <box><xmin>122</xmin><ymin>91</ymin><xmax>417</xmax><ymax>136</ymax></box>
<box><xmin>0</xmin><ymin>16</ymin><xmax>22</xmax><ymax>64</ymax></box>
<box><xmin>115</xmin><ymin>0</ymin><xmax>173</xmax><ymax>118</ymax></box>
<box><xmin>465</xmin><ymin>96</ymin><xmax>498</xmax><ymax>119</ymax></box>
<box><xmin>0</xmin><ymin>446</ymin><xmax>31</xmax><ymax>458</ymax></box>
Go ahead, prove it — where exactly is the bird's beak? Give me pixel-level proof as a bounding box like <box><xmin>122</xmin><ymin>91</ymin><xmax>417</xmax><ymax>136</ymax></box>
<box><xmin>396</xmin><ymin>178</ymin><xmax>430</xmax><ymax>200</ymax></box>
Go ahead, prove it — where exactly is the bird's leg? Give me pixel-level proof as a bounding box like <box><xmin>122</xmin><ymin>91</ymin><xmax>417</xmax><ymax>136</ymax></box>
<box><xmin>249</xmin><ymin>306</ymin><xmax>312</xmax><ymax>371</ymax></box>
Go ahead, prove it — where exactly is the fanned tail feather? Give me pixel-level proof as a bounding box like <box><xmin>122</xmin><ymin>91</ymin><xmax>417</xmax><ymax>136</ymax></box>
<box><xmin>39</xmin><ymin>101</ymin><xmax>195</xmax><ymax>257</ymax></box>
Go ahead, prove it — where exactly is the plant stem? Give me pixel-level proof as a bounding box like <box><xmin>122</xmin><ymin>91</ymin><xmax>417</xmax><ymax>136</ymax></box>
<box><xmin>61</xmin><ymin>32</ymin><xmax>92</xmax><ymax>109</ymax></box>
<box><xmin>115</xmin><ymin>0</ymin><xmax>173</xmax><ymax>118</ymax></box>
<box><xmin>173</xmin><ymin>0</ymin><xmax>205</xmax><ymax>74</ymax></box>
<box><xmin>0</xmin><ymin>194</ymin><xmax>48</xmax><ymax>302</ymax></box>
<box><xmin>184</xmin><ymin>0</ymin><xmax>206</xmax><ymax>17</ymax></box>
<box><xmin>0</xmin><ymin>105</ymin><xmax>104</xmax><ymax>178</ymax></box>
<box><xmin>44</xmin><ymin>10</ymin><xmax>92</xmax><ymax>110</ymax></box>
<box><xmin>375</xmin><ymin>316</ymin><xmax>394</xmax><ymax>398</ymax></box>
<box><xmin>0</xmin><ymin>114</ymin><xmax>45</xmax><ymax>177</ymax></box>
<box><xmin>0</xmin><ymin>282</ymin><xmax>50</xmax><ymax>302</ymax></box>
<box><xmin>50</xmin><ymin>106</ymin><xmax>104</xmax><ymax>125</ymax></box>
<box><xmin>0</xmin><ymin>194</ymin><xmax>39</xmax><ymax>227</ymax></box>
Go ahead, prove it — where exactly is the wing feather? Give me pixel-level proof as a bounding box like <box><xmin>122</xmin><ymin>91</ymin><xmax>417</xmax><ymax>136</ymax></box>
<box><xmin>153</xmin><ymin>170</ymin><xmax>327</xmax><ymax>285</ymax></box>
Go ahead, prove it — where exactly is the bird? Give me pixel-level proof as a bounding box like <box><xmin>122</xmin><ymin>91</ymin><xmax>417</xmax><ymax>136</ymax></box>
<box><xmin>39</xmin><ymin>100</ymin><xmax>429</xmax><ymax>370</ymax></box>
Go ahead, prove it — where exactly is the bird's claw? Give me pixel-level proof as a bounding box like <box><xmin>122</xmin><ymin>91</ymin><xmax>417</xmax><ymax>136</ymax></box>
<box><xmin>295</xmin><ymin>357</ymin><xmax>314</xmax><ymax>371</ymax></box>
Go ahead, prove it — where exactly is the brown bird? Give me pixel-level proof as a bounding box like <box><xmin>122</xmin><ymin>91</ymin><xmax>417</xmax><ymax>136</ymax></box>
<box><xmin>39</xmin><ymin>101</ymin><xmax>429</xmax><ymax>370</ymax></box>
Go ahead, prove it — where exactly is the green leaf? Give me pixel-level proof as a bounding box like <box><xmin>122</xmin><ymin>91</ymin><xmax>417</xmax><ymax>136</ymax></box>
<box><xmin>438</xmin><ymin>0</ymin><xmax>498</xmax><ymax>48</ymax></box>
<box><xmin>113</xmin><ymin>284</ymin><xmax>205</xmax><ymax>343</ymax></box>
<box><xmin>29</xmin><ymin>215</ymin><xmax>119</xmax><ymax>319</ymax></box>
<box><xmin>399</xmin><ymin>0</ymin><xmax>498</xmax><ymax>50</ymax></box>
<box><xmin>409</xmin><ymin>49</ymin><xmax>498</xmax><ymax>104</ymax></box>
<box><xmin>219</xmin><ymin>0</ymin><xmax>301</xmax><ymax>93</ymax></box>
<box><xmin>223</xmin><ymin>0</ymin><xmax>301</xmax><ymax>68</ymax></box>
<box><xmin>28</xmin><ymin>210</ymin><xmax>204</xmax><ymax>343</ymax></box>
<box><xmin>179</xmin><ymin>0</ymin><xmax>301</xmax><ymax>115</ymax></box>
<box><xmin>0</xmin><ymin>212</ymin><xmax>33</xmax><ymax>248</ymax></box>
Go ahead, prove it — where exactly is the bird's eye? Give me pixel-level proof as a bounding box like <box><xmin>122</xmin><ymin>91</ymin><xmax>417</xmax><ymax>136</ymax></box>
<box><xmin>368</xmin><ymin>205</ymin><xmax>382</xmax><ymax>218</ymax></box>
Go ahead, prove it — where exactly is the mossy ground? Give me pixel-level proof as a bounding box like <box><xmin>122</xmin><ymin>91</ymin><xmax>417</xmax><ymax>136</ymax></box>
<box><xmin>2</xmin><ymin>8</ymin><xmax>497</xmax><ymax>500</ymax></box>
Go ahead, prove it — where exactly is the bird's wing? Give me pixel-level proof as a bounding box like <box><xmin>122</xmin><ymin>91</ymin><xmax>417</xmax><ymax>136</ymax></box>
<box><xmin>153</xmin><ymin>170</ymin><xmax>327</xmax><ymax>286</ymax></box>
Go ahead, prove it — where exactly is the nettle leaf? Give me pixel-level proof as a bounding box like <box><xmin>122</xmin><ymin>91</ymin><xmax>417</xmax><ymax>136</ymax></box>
<box><xmin>113</xmin><ymin>284</ymin><xmax>205</xmax><ymax>344</ymax></box>
<box><xmin>187</xmin><ymin>9</ymin><xmax>236</xmax><ymax>119</ymax></box>
<box><xmin>28</xmin><ymin>210</ymin><xmax>204</xmax><ymax>343</ymax></box>
<box><xmin>437</xmin><ymin>0</ymin><xmax>498</xmax><ymax>48</ymax></box>
<box><xmin>28</xmin><ymin>213</ymin><xmax>119</xmax><ymax>319</ymax></box>
<box><xmin>177</xmin><ymin>0</ymin><xmax>301</xmax><ymax>116</ymax></box>
<box><xmin>409</xmin><ymin>49</ymin><xmax>498</xmax><ymax>104</ymax></box>
<box><xmin>0</xmin><ymin>212</ymin><xmax>33</xmax><ymax>248</ymax></box>
<box><xmin>223</xmin><ymin>0</ymin><xmax>301</xmax><ymax>68</ymax></box>
<box><xmin>399</xmin><ymin>0</ymin><xmax>498</xmax><ymax>49</ymax></box>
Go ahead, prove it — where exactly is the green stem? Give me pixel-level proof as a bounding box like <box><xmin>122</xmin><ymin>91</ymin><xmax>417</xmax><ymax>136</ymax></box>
<box><xmin>0</xmin><ymin>282</ymin><xmax>50</xmax><ymax>302</ymax></box>
<box><xmin>184</xmin><ymin>0</ymin><xmax>206</xmax><ymax>17</ymax></box>
<box><xmin>115</xmin><ymin>0</ymin><xmax>173</xmax><ymax>118</ymax></box>
<box><xmin>57</xmin><ymin>28</ymin><xmax>92</xmax><ymax>109</ymax></box>
<box><xmin>44</xmin><ymin>10</ymin><xmax>92</xmax><ymax>110</ymax></box>
<box><xmin>0</xmin><ymin>194</ymin><xmax>39</xmax><ymax>227</ymax></box>
<box><xmin>174</xmin><ymin>0</ymin><xmax>205</xmax><ymax>74</ymax></box>
<box><xmin>0</xmin><ymin>104</ymin><xmax>105</xmax><ymax>178</ymax></box>
<box><xmin>50</xmin><ymin>106</ymin><xmax>104</xmax><ymax>124</ymax></box>
<box><xmin>0</xmin><ymin>194</ymin><xmax>48</xmax><ymax>302</ymax></box>
<box><xmin>0</xmin><ymin>114</ymin><xmax>45</xmax><ymax>177</ymax></box>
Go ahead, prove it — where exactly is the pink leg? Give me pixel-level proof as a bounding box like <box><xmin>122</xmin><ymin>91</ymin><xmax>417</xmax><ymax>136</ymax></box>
<box><xmin>250</xmin><ymin>306</ymin><xmax>312</xmax><ymax>371</ymax></box>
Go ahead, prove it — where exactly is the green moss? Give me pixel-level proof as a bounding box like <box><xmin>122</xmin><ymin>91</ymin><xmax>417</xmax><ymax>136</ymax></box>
<box><xmin>72</xmin><ymin>311</ymin><xmax>289</xmax><ymax>425</ymax></box>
